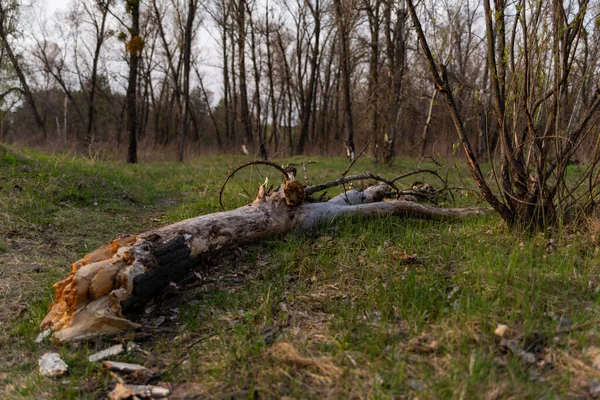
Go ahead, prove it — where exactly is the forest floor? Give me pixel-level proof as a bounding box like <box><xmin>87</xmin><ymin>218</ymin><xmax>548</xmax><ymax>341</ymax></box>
<box><xmin>2</xmin><ymin>148</ymin><xmax>600</xmax><ymax>399</ymax></box>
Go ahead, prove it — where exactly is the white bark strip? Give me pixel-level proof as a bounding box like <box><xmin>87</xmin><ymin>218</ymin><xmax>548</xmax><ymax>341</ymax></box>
<box><xmin>41</xmin><ymin>184</ymin><xmax>484</xmax><ymax>343</ymax></box>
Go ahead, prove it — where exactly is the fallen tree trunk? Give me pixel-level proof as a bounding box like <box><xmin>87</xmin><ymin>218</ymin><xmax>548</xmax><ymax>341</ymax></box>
<box><xmin>41</xmin><ymin>183</ymin><xmax>484</xmax><ymax>342</ymax></box>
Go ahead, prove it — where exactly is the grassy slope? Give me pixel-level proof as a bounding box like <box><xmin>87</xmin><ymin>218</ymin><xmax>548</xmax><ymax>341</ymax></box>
<box><xmin>1</xmin><ymin>150</ymin><xmax>600</xmax><ymax>399</ymax></box>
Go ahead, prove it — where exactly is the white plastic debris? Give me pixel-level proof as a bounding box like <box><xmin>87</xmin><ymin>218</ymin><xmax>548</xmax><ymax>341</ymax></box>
<box><xmin>38</xmin><ymin>352</ymin><xmax>68</xmax><ymax>377</ymax></box>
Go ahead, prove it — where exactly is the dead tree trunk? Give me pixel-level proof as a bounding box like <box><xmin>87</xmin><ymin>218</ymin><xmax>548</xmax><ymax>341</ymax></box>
<box><xmin>40</xmin><ymin>181</ymin><xmax>483</xmax><ymax>343</ymax></box>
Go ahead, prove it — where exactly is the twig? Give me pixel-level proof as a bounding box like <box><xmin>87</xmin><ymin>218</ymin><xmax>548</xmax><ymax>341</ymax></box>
<box><xmin>557</xmin><ymin>318</ymin><xmax>600</xmax><ymax>335</ymax></box>
<box><xmin>219</xmin><ymin>160</ymin><xmax>289</xmax><ymax>210</ymax></box>
<box><xmin>341</xmin><ymin>141</ymin><xmax>370</xmax><ymax>177</ymax></box>
<box><xmin>390</xmin><ymin>169</ymin><xmax>447</xmax><ymax>186</ymax></box>
<box><xmin>301</xmin><ymin>161</ymin><xmax>315</xmax><ymax>186</ymax></box>
<box><xmin>306</xmin><ymin>169</ymin><xmax>450</xmax><ymax>197</ymax></box>
<box><xmin>340</xmin><ymin>142</ymin><xmax>370</xmax><ymax>204</ymax></box>
<box><xmin>305</xmin><ymin>173</ymin><xmax>399</xmax><ymax>195</ymax></box>
<box><xmin>418</xmin><ymin>155</ymin><xmax>443</xmax><ymax>168</ymax></box>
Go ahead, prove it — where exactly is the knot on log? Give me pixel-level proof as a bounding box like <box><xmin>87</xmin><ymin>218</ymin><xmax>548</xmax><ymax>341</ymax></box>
<box><xmin>284</xmin><ymin>180</ymin><xmax>306</xmax><ymax>206</ymax></box>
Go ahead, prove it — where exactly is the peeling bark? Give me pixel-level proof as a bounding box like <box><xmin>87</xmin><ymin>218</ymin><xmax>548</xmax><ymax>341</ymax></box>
<box><xmin>41</xmin><ymin>184</ymin><xmax>484</xmax><ymax>343</ymax></box>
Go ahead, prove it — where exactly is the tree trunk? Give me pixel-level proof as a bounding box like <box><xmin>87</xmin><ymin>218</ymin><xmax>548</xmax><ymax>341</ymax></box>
<box><xmin>334</xmin><ymin>0</ymin><xmax>355</xmax><ymax>160</ymax></box>
<box><xmin>247</xmin><ymin>6</ymin><xmax>267</xmax><ymax>160</ymax></box>
<box><xmin>126</xmin><ymin>1</ymin><xmax>141</xmax><ymax>164</ymax></box>
<box><xmin>178</xmin><ymin>0</ymin><xmax>197</xmax><ymax>162</ymax></box>
<box><xmin>295</xmin><ymin>0</ymin><xmax>321</xmax><ymax>156</ymax></box>
<box><xmin>365</xmin><ymin>0</ymin><xmax>381</xmax><ymax>158</ymax></box>
<box><xmin>86</xmin><ymin>0</ymin><xmax>111</xmax><ymax>140</ymax></box>
<box><xmin>236</xmin><ymin>0</ymin><xmax>253</xmax><ymax>153</ymax></box>
<box><xmin>383</xmin><ymin>0</ymin><xmax>406</xmax><ymax>164</ymax></box>
<box><xmin>40</xmin><ymin>182</ymin><xmax>484</xmax><ymax>343</ymax></box>
<box><xmin>265</xmin><ymin>1</ymin><xmax>279</xmax><ymax>152</ymax></box>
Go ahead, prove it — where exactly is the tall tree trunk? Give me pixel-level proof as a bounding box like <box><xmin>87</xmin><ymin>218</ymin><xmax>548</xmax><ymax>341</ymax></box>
<box><xmin>86</xmin><ymin>0</ymin><xmax>111</xmax><ymax>140</ymax></box>
<box><xmin>221</xmin><ymin>7</ymin><xmax>231</xmax><ymax>142</ymax></box>
<box><xmin>178</xmin><ymin>0</ymin><xmax>197</xmax><ymax>162</ymax></box>
<box><xmin>236</xmin><ymin>0</ymin><xmax>253</xmax><ymax>153</ymax></box>
<box><xmin>334</xmin><ymin>0</ymin><xmax>355</xmax><ymax>160</ymax></box>
<box><xmin>295</xmin><ymin>0</ymin><xmax>321</xmax><ymax>155</ymax></box>
<box><xmin>265</xmin><ymin>1</ymin><xmax>279</xmax><ymax>153</ymax></box>
<box><xmin>383</xmin><ymin>0</ymin><xmax>406</xmax><ymax>164</ymax></box>
<box><xmin>126</xmin><ymin>0</ymin><xmax>141</xmax><ymax>164</ymax></box>
<box><xmin>365</xmin><ymin>0</ymin><xmax>381</xmax><ymax>159</ymax></box>
<box><xmin>247</xmin><ymin>6</ymin><xmax>267</xmax><ymax>160</ymax></box>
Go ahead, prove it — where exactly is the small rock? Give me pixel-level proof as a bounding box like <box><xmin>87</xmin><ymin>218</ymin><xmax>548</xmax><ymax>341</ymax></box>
<box><xmin>39</xmin><ymin>353</ymin><xmax>68</xmax><ymax>377</ymax></box>
<box><xmin>495</xmin><ymin>324</ymin><xmax>508</xmax><ymax>338</ymax></box>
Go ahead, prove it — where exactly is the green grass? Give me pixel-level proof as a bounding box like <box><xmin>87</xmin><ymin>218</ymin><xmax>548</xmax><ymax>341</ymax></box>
<box><xmin>1</xmin><ymin>149</ymin><xmax>600</xmax><ymax>398</ymax></box>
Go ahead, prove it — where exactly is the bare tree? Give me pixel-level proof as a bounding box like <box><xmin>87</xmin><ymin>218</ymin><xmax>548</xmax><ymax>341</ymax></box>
<box><xmin>334</xmin><ymin>0</ymin><xmax>355</xmax><ymax>160</ymax></box>
<box><xmin>382</xmin><ymin>0</ymin><xmax>406</xmax><ymax>164</ymax></box>
<box><xmin>83</xmin><ymin>0</ymin><xmax>112</xmax><ymax>141</ymax></box>
<box><xmin>178</xmin><ymin>0</ymin><xmax>200</xmax><ymax>162</ymax></box>
<box><xmin>234</xmin><ymin>0</ymin><xmax>253</xmax><ymax>153</ymax></box>
<box><xmin>407</xmin><ymin>0</ymin><xmax>600</xmax><ymax>228</ymax></box>
<box><xmin>125</xmin><ymin>0</ymin><xmax>141</xmax><ymax>163</ymax></box>
<box><xmin>0</xmin><ymin>0</ymin><xmax>46</xmax><ymax>137</ymax></box>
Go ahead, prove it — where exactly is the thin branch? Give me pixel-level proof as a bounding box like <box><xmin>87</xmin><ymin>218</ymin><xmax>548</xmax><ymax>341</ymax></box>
<box><xmin>219</xmin><ymin>160</ymin><xmax>290</xmax><ymax>210</ymax></box>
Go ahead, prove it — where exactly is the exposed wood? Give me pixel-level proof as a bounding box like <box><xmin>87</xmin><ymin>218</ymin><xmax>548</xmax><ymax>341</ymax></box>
<box><xmin>109</xmin><ymin>383</ymin><xmax>170</xmax><ymax>400</ymax></box>
<box><xmin>102</xmin><ymin>361</ymin><xmax>148</xmax><ymax>372</ymax></box>
<box><xmin>41</xmin><ymin>183</ymin><xmax>484</xmax><ymax>343</ymax></box>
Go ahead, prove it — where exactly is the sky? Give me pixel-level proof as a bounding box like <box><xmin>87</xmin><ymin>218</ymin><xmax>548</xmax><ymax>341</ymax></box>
<box><xmin>44</xmin><ymin>0</ymin><xmax>66</xmax><ymax>13</ymax></box>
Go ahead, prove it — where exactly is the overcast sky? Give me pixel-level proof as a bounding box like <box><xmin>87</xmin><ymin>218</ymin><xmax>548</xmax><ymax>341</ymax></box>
<box><xmin>43</xmin><ymin>0</ymin><xmax>66</xmax><ymax>13</ymax></box>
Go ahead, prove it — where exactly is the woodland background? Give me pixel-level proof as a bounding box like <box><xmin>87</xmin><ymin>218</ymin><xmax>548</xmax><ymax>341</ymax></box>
<box><xmin>3</xmin><ymin>0</ymin><xmax>597</xmax><ymax>163</ymax></box>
